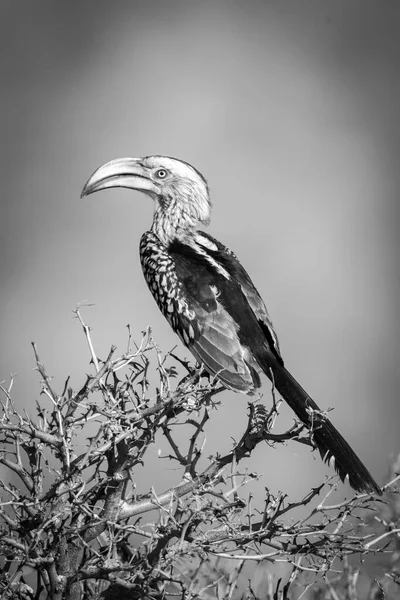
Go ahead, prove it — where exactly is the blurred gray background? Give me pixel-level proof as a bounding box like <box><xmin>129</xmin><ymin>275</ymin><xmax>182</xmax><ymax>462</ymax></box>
<box><xmin>0</xmin><ymin>0</ymin><xmax>399</xmax><ymax>529</ymax></box>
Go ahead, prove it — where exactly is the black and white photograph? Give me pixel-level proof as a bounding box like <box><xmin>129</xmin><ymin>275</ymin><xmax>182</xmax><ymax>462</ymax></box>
<box><xmin>0</xmin><ymin>2</ymin><xmax>399</xmax><ymax>598</ymax></box>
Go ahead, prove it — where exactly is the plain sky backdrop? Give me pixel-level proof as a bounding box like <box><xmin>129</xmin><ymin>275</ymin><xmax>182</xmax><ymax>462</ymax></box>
<box><xmin>1</xmin><ymin>1</ymin><xmax>399</xmax><ymax>512</ymax></box>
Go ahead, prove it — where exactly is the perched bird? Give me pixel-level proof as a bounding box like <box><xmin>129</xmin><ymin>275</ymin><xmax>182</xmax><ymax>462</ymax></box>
<box><xmin>81</xmin><ymin>155</ymin><xmax>380</xmax><ymax>495</ymax></box>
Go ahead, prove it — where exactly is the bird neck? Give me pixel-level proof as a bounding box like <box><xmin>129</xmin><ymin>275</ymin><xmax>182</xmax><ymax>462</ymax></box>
<box><xmin>151</xmin><ymin>200</ymin><xmax>199</xmax><ymax>246</ymax></box>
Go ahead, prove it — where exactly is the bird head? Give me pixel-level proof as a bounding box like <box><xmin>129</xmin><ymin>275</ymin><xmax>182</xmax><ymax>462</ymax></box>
<box><xmin>81</xmin><ymin>155</ymin><xmax>211</xmax><ymax>244</ymax></box>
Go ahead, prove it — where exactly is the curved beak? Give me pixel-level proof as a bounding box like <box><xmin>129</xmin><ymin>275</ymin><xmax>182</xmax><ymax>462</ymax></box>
<box><xmin>80</xmin><ymin>157</ymin><xmax>158</xmax><ymax>198</ymax></box>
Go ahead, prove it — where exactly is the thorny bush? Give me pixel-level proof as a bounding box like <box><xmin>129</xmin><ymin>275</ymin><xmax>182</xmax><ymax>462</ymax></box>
<box><xmin>0</xmin><ymin>308</ymin><xmax>399</xmax><ymax>600</ymax></box>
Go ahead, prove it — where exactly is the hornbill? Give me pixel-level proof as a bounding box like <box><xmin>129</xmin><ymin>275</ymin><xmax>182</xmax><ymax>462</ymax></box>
<box><xmin>81</xmin><ymin>155</ymin><xmax>380</xmax><ymax>495</ymax></box>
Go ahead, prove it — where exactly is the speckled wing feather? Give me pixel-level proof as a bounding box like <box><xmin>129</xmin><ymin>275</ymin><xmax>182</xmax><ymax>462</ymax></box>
<box><xmin>139</xmin><ymin>232</ymin><xmax>260</xmax><ymax>392</ymax></box>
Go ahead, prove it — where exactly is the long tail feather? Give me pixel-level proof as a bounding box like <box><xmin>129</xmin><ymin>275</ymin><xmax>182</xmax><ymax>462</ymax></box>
<box><xmin>259</xmin><ymin>356</ymin><xmax>381</xmax><ymax>495</ymax></box>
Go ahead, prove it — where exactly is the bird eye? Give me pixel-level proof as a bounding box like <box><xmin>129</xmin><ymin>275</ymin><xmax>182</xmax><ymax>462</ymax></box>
<box><xmin>155</xmin><ymin>168</ymin><xmax>168</xmax><ymax>179</ymax></box>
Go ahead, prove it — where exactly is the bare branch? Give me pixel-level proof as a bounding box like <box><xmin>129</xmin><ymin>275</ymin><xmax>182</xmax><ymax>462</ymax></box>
<box><xmin>0</xmin><ymin>316</ymin><xmax>395</xmax><ymax>600</ymax></box>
